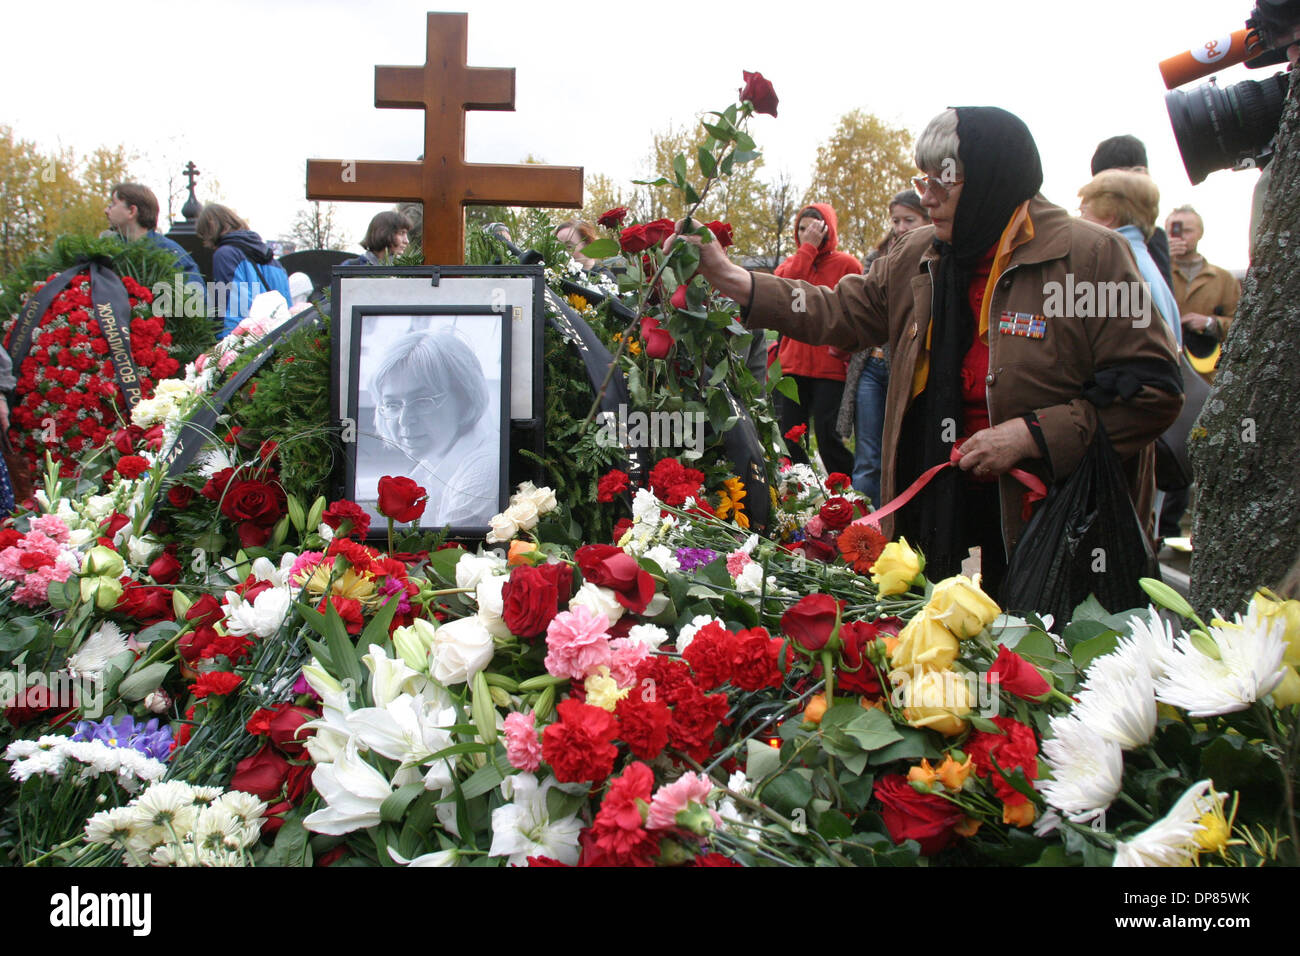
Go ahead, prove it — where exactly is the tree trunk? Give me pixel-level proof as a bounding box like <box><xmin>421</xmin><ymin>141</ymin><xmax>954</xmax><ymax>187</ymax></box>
<box><xmin>1190</xmin><ymin>70</ymin><xmax>1300</xmax><ymax>614</ymax></box>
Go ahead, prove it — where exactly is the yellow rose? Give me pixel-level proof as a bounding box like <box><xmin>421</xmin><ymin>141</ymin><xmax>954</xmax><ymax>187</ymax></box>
<box><xmin>870</xmin><ymin>538</ymin><xmax>924</xmax><ymax>596</ymax></box>
<box><xmin>899</xmin><ymin>668</ymin><xmax>971</xmax><ymax>737</ymax></box>
<box><xmin>907</xmin><ymin>759</ymin><xmax>940</xmax><ymax>786</ymax></box>
<box><xmin>936</xmin><ymin>754</ymin><xmax>974</xmax><ymax>791</ymax></box>
<box><xmin>926</xmin><ymin>574</ymin><xmax>1001</xmax><ymax>640</ymax></box>
<box><xmin>891</xmin><ymin>608</ymin><xmax>960</xmax><ymax>671</ymax></box>
<box><xmin>1002</xmin><ymin>801</ymin><xmax>1037</xmax><ymax>827</ymax></box>
<box><xmin>1273</xmin><ymin>665</ymin><xmax>1300</xmax><ymax>707</ymax></box>
<box><xmin>803</xmin><ymin>692</ymin><xmax>828</xmax><ymax>725</ymax></box>
<box><xmin>1253</xmin><ymin>590</ymin><xmax>1300</xmax><ymax>666</ymax></box>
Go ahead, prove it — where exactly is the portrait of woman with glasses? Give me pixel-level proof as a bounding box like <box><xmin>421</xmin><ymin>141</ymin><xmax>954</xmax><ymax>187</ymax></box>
<box><xmin>357</xmin><ymin>324</ymin><xmax>501</xmax><ymax>529</ymax></box>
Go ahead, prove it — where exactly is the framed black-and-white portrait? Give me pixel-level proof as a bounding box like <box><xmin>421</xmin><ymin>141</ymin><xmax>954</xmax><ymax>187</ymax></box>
<box><xmin>332</xmin><ymin>266</ymin><xmax>545</xmax><ymax>537</ymax></box>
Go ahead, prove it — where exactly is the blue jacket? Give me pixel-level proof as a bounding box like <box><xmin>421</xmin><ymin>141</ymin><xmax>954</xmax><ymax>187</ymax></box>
<box><xmin>144</xmin><ymin>231</ymin><xmax>203</xmax><ymax>288</ymax></box>
<box><xmin>212</xmin><ymin>230</ymin><xmax>292</xmax><ymax>335</ymax></box>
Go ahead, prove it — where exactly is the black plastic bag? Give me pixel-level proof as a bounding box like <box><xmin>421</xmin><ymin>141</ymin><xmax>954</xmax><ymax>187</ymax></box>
<box><xmin>1000</xmin><ymin>425</ymin><xmax>1159</xmax><ymax>625</ymax></box>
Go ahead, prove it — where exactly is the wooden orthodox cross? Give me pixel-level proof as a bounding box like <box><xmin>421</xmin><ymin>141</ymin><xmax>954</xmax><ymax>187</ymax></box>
<box><xmin>305</xmin><ymin>11</ymin><xmax>583</xmax><ymax>264</ymax></box>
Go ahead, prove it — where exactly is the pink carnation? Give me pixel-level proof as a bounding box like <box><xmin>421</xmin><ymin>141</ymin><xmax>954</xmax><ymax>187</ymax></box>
<box><xmin>725</xmin><ymin>550</ymin><xmax>753</xmax><ymax>578</ymax></box>
<box><xmin>503</xmin><ymin>711</ymin><xmax>542</xmax><ymax>772</ymax></box>
<box><xmin>608</xmin><ymin>637</ymin><xmax>649</xmax><ymax>688</ymax></box>
<box><xmin>217</xmin><ymin>349</ymin><xmax>239</xmax><ymax>371</ymax></box>
<box><xmin>27</xmin><ymin>515</ymin><xmax>70</xmax><ymax>543</ymax></box>
<box><xmin>805</xmin><ymin>516</ymin><xmax>826</xmax><ymax>538</ymax></box>
<box><xmin>12</xmin><ymin>563</ymin><xmax>71</xmax><ymax>607</ymax></box>
<box><xmin>544</xmin><ymin>604</ymin><xmax>612</xmax><ymax>680</ymax></box>
<box><xmin>289</xmin><ymin>551</ymin><xmax>326</xmax><ymax>585</ymax></box>
<box><xmin>646</xmin><ymin>772</ymin><xmax>718</xmax><ymax>830</ymax></box>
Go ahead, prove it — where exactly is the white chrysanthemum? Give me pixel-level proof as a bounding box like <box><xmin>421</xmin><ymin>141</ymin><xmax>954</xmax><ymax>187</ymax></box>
<box><xmin>193</xmin><ymin>806</ymin><xmax>247</xmax><ymax>852</ymax></box>
<box><xmin>213</xmin><ymin>789</ymin><xmax>268</xmax><ymax>829</ymax></box>
<box><xmin>197</xmin><ymin>448</ymin><xmax>234</xmax><ymax>478</ymax></box>
<box><xmin>222</xmin><ymin>585</ymin><xmax>293</xmax><ymax>639</ymax></box>
<box><xmin>189</xmin><ymin>785</ymin><xmax>225</xmax><ymax>805</ymax></box>
<box><xmin>1037</xmin><ymin>716</ymin><xmax>1125</xmax><ymax>823</ymax></box>
<box><xmin>1112</xmin><ymin>779</ymin><xmax>1222</xmax><ymax>867</ymax></box>
<box><xmin>643</xmin><ymin>545</ymin><xmax>680</xmax><ymax>574</ymax></box>
<box><xmin>631</xmin><ymin>488</ymin><xmax>662</xmax><ymax>525</ymax></box>
<box><xmin>63</xmin><ymin>739</ymin><xmax>122</xmax><ymax>774</ymax></box>
<box><xmin>626</xmin><ymin>623</ymin><xmax>671</xmax><ymax>650</ymax></box>
<box><xmin>66</xmin><ymin>622</ymin><xmax>129</xmax><ymax>681</ymax></box>
<box><xmin>1154</xmin><ymin>615</ymin><xmax>1286</xmax><ymax>716</ymax></box>
<box><xmin>1100</xmin><ymin>609</ymin><xmax>1177</xmax><ymax>683</ymax></box>
<box><xmin>84</xmin><ymin>805</ymin><xmax>141</xmax><ymax>846</ymax></box>
<box><xmin>676</xmin><ymin>614</ymin><xmax>725</xmax><ymax>652</ymax></box>
<box><xmin>115</xmin><ymin>749</ymin><xmax>167</xmax><ymax>790</ymax></box>
<box><xmin>1072</xmin><ymin>670</ymin><xmax>1157</xmax><ymax>750</ymax></box>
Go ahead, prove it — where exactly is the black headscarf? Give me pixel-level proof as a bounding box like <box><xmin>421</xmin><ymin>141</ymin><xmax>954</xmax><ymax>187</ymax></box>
<box><xmin>893</xmin><ymin>107</ymin><xmax>1044</xmax><ymax>578</ymax></box>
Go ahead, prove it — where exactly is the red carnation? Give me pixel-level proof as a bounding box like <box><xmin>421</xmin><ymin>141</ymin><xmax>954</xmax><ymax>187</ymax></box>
<box><xmin>784</xmin><ymin>423</ymin><xmax>807</xmax><ymax>442</ymax></box>
<box><xmin>705</xmin><ymin>221</ymin><xmax>734</xmax><ymax>247</ymax></box>
<box><xmin>615</xmin><ymin>693</ymin><xmax>672</xmax><ymax>761</ymax></box>
<box><xmin>191</xmin><ymin>671</ymin><xmax>244</xmax><ymax>698</ymax></box>
<box><xmin>596</xmin><ymin>469</ymin><xmax>630</xmax><ymax>504</ymax></box>
<box><xmin>376</xmin><ymin>475</ymin><xmax>428</xmax><ymax>523</ymax></box>
<box><xmin>874</xmin><ymin>774</ymin><xmax>963</xmax><ymax>855</ymax></box>
<box><xmin>740</xmin><ymin>70</ymin><xmax>779</xmax><ymax>117</ymax></box>
<box><xmin>681</xmin><ymin>622</ymin><xmax>739</xmax><ymax>690</ymax></box>
<box><xmin>731</xmin><ymin>626</ymin><xmax>785</xmax><ymax>692</ymax></box>
<box><xmin>964</xmin><ymin>716</ymin><xmax>1040</xmax><ymax>805</ymax></box>
<box><xmin>826</xmin><ymin>472</ymin><xmax>852</xmax><ymax>492</ymax></box>
<box><xmin>597</xmin><ymin>206</ymin><xmax>628</xmax><ymax>229</ymax></box>
<box><xmin>323</xmin><ymin>499</ymin><xmax>371</xmax><ymax>539</ymax></box>
<box><xmin>541</xmin><ymin>699</ymin><xmax>620</xmax><ymax>783</ymax></box>
<box><xmin>668</xmin><ymin>682</ymin><xmax>730</xmax><ymax>763</ymax></box>
<box><xmin>586</xmin><ymin>761</ymin><xmax>658</xmax><ymax>867</ymax></box>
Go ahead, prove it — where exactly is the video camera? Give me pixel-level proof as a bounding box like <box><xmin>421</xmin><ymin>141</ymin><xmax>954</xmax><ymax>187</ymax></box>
<box><xmin>1160</xmin><ymin>0</ymin><xmax>1299</xmax><ymax>184</ymax></box>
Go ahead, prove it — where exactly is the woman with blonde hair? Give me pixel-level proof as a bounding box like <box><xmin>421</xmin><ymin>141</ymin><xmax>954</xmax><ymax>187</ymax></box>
<box><xmin>1078</xmin><ymin>169</ymin><xmax>1182</xmax><ymax>347</ymax></box>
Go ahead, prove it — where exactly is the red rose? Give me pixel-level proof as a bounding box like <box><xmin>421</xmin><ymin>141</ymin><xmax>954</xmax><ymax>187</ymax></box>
<box><xmin>110</xmin><ymin>427</ymin><xmax>141</xmax><ymax>455</ymax></box>
<box><xmin>615</xmin><ymin>694</ymin><xmax>672</xmax><ymax>760</ymax></box>
<box><xmin>115</xmin><ymin>454</ymin><xmax>150</xmax><ymax>480</ymax></box>
<box><xmin>597</xmin><ymin>206</ymin><xmax>628</xmax><ymax>229</ymax></box>
<box><xmin>874</xmin><ymin>774</ymin><xmax>963</xmax><ymax>855</ymax></box>
<box><xmin>167</xmin><ymin>485</ymin><xmax>195</xmax><ymax>508</ymax></box>
<box><xmin>705</xmin><ymin>221</ymin><xmax>734</xmax><ymax>247</ymax></box>
<box><xmin>780</xmin><ymin>593</ymin><xmax>844</xmax><ymax>652</ymax></box>
<box><xmin>637</xmin><ymin>315</ymin><xmax>675</xmax><ymax>360</ymax></box>
<box><xmin>575</xmin><ymin>543</ymin><xmax>656</xmax><ymax>614</ymax></box>
<box><xmin>268</xmin><ymin>705</ymin><xmax>318</xmax><ymax>756</ymax></box>
<box><xmin>641</xmin><ymin>219</ymin><xmax>676</xmax><ymax>246</ymax></box>
<box><xmin>148</xmin><ymin>550</ymin><xmax>181</xmax><ymax>584</ymax></box>
<box><xmin>619</xmin><ymin>224</ymin><xmax>651</xmax><ymax>254</ymax></box>
<box><xmin>681</xmin><ymin>622</ymin><xmax>739</xmax><ymax>690</ymax></box>
<box><xmin>220</xmin><ymin>478</ymin><xmax>286</xmax><ymax>530</ymax></box>
<box><xmin>670</xmin><ymin>285</ymin><xmax>689</xmax><ymax>311</ymax></box>
<box><xmin>102</xmin><ymin>512</ymin><xmax>131</xmax><ymax>538</ymax></box>
<box><xmin>501</xmin><ymin>562</ymin><xmax>573</xmax><ymax>639</ymax></box>
<box><xmin>819</xmin><ymin>496</ymin><xmax>856</xmax><ymax>531</ymax></box>
<box><xmin>230</xmin><ymin>744</ymin><xmax>291</xmax><ymax>801</ymax></box>
<box><xmin>4</xmin><ymin>683</ymin><xmax>74</xmax><ymax>725</ymax></box>
<box><xmin>376</xmin><ymin>475</ymin><xmax>428</xmax><ymax>523</ymax></box>
<box><xmin>116</xmin><ymin>581</ymin><xmax>175</xmax><ymax>623</ymax></box>
<box><xmin>596</xmin><ymin>469</ymin><xmax>630</xmax><ymax>504</ymax></box>
<box><xmin>740</xmin><ymin>70</ymin><xmax>779</xmax><ymax>117</ymax></box>
<box><xmin>795</xmin><ymin>537</ymin><xmax>837</xmax><ymax>563</ymax></box>
<box><xmin>186</xmin><ymin>593</ymin><xmax>224</xmax><ymax>630</ymax></box>
<box><xmin>835</xmin><ymin>620</ymin><xmax>883</xmax><ymax>695</ymax></box>
<box><xmin>731</xmin><ymin>627</ymin><xmax>785</xmax><ymax>692</ymax></box>
<box><xmin>987</xmin><ymin>644</ymin><xmax>1050</xmax><ymax>700</ymax></box>
<box><xmin>541</xmin><ymin>699</ymin><xmax>620</xmax><ymax>783</ymax></box>
<box><xmin>784</xmin><ymin>423</ymin><xmax>807</xmax><ymax>442</ymax></box>
<box><xmin>323</xmin><ymin>499</ymin><xmax>371</xmax><ymax>539</ymax></box>
<box><xmin>693</xmin><ymin>852</ymin><xmax>742</xmax><ymax>866</ymax></box>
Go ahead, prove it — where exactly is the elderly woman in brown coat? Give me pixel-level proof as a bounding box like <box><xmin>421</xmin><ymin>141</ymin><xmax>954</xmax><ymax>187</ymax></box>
<box><xmin>675</xmin><ymin>107</ymin><xmax>1182</xmax><ymax>593</ymax></box>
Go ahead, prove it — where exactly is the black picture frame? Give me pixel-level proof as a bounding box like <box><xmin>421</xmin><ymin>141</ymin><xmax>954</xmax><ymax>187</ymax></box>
<box><xmin>330</xmin><ymin>266</ymin><xmax>547</xmax><ymax>540</ymax></box>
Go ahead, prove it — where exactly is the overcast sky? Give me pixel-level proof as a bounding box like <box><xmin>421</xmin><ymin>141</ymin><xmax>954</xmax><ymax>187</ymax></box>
<box><xmin>1</xmin><ymin>0</ymin><xmax>1274</xmax><ymax>270</ymax></box>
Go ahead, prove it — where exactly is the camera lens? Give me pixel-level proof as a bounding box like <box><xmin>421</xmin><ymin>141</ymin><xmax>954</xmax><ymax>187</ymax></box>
<box><xmin>1165</xmin><ymin>72</ymin><xmax>1290</xmax><ymax>183</ymax></box>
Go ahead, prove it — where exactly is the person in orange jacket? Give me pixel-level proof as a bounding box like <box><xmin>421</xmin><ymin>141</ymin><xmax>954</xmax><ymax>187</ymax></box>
<box><xmin>773</xmin><ymin>203</ymin><xmax>861</xmax><ymax>476</ymax></box>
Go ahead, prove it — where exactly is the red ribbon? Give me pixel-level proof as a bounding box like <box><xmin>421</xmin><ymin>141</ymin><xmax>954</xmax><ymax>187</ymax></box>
<box><xmin>853</xmin><ymin>442</ymin><xmax>1047</xmax><ymax>530</ymax></box>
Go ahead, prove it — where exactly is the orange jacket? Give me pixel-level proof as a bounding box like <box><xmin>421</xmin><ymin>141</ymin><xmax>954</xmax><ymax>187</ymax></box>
<box><xmin>774</xmin><ymin>203</ymin><xmax>862</xmax><ymax>380</ymax></box>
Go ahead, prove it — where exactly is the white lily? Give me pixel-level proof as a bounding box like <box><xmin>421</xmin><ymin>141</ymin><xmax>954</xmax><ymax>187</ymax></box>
<box><xmin>489</xmin><ymin>773</ymin><xmax>583</xmax><ymax>866</ymax></box>
<box><xmin>303</xmin><ymin>740</ymin><xmax>396</xmax><ymax>836</ymax></box>
<box><xmin>1113</xmin><ymin>779</ymin><xmax>1223</xmax><ymax>867</ymax></box>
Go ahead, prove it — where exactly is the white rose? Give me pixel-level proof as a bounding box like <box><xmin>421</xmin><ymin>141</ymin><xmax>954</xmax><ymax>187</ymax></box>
<box><xmin>430</xmin><ymin>617</ymin><xmax>495</xmax><ymax>685</ymax></box>
<box><xmin>568</xmin><ymin>581</ymin><xmax>625</xmax><ymax>626</ymax></box>
<box><xmin>485</xmin><ymin>512</ymin><xmax>520</xmax><ymax>544</ymax></box>
<box><xmin>503</xmin><ymin>500</ymin><xmax>539</xmax><ymax>532</ymax></box>
<box><xmin>82</xmin><ymin>495</ymin><xmax>116</xmax><ymax>523</ymax></box>
<box><xmin>476</xmin><ymin>574</ymin><xmax>511</xmax><ymax>639</ymax></box>
<box><xmin>455</xmin><ymin>551</ymin><xmax>506</xmax><ymax>591</ymax></box>
<box><xmin>126</xmin><ymin>535</ymin><xmax>164</xmax><ymax>567</ymax></box>
<box><xmin>516</xmin><ymin>484</ymin><xmax>557</xmax><ymax>515</ymax></box>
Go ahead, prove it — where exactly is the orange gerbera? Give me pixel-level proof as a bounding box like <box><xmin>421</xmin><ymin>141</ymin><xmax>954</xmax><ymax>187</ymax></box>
<box><xmin>837</xmin><ymin>522</ymin><xmax>888</xmax><ymax>574</ymax></box>
<box><xmin>714</xmin><ymin>477</ymin><xmax>749</xmax><ymax>529</ymax></box>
